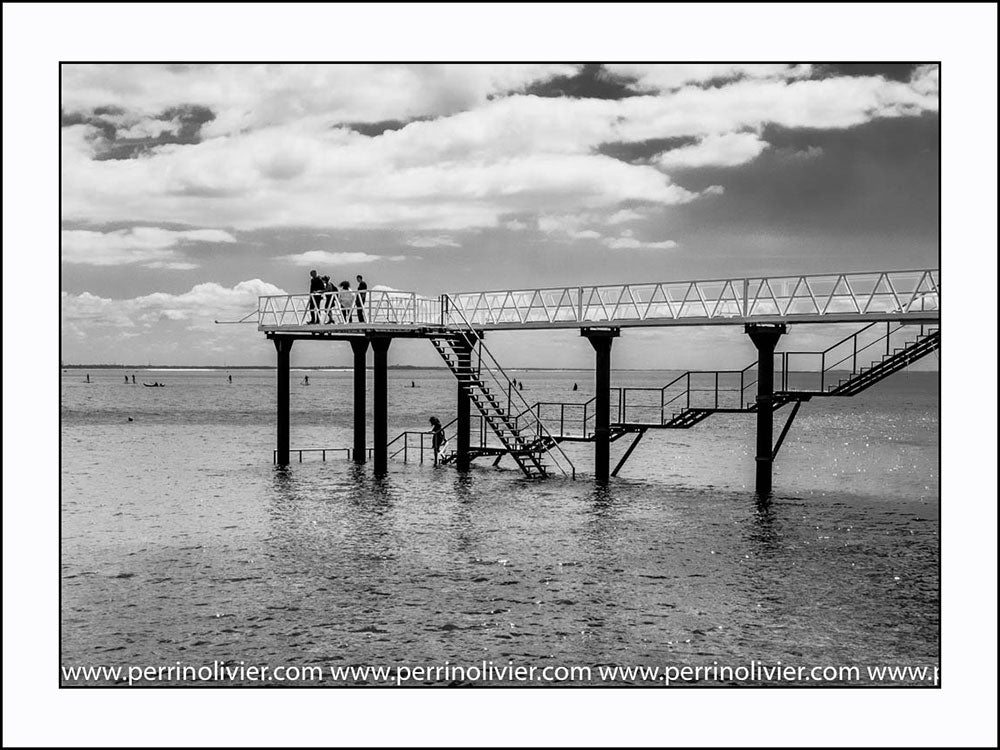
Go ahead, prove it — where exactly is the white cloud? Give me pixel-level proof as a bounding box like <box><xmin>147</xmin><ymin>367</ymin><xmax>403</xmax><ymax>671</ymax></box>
<box><xmin>406</xmin><ymin>235</ymin><xmax>461</xmax><ymax>248</ymax></box>
<box><xmin>61</xmin><ymin>227</ymin><xmax>236</xmax><ymax>267</ymax></box>
<box><xmin>607</xmin><ymin>63</ymin><xmax>813</xmax><ymax>92</ymax></box>
<box><xmin>602</xmin><ymin>235</ymin><xmax>678</xmax><ymax>250</ymax></box>
<box><xmin>60</xmin><ymin>65</ymin><xmax>939</xmax><ymax>238</ymax></box>
<box><xmin>655</xmin><ymin>131</ymin><xmax>769</xmax><ymax>169</ymax></box>
<box><xmin>61</xmin><ymin>64</ymin><xmax>579</xmax><ymax>137</ymax></box>
<box><xmin>277</xmin><ymin>250</ymin><xmax>410</xmax><ymax>266</ymax></box>
<box><xmin>61</xmin><ymin>279</ymin><xmax>286</xmax><ymax>333</ymax></box>
<box><xmin>502</xmin><ymin>219</ymin><xmax>529</xmax><ymax>231</ymax></box>
<box><xmin>606</xmin><ymin>209</ymin><xmax>647</xmax><ymax>224</ymax></box>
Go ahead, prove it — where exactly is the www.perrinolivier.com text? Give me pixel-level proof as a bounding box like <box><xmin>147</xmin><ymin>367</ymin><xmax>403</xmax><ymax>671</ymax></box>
<box><xmin>62</xmin><ymin>660</ymin><xmax>940</xmax><ymax>686</ymax></box>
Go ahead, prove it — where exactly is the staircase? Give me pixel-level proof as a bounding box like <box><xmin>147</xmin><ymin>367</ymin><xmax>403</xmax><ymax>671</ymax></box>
<box><xmin>428</xmin><ymin>328</ymin><xmax>575</xmax><ymax>479</ymax></box>
<box><xmin>824</xmin><ymin>326</ymin><xmax>939</xmax><ymax>396</ymax></box>
<box><xmin>776</xmin><ymin>322</ymin><xmax>939</xmax><ymax>397</ymax></box>
<box><xmin>382</xmin><ymin>321</ymin><xmax>937</xmax><ymax>475</ymax></box>
<box><xmin>507</xmin><ymin>322</ymin><xmax>939</xmax><ymax>444</ymax></box>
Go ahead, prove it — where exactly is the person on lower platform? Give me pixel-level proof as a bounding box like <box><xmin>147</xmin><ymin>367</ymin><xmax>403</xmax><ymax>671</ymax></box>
<box><xmin>429</xmin><ymin>416</ymin><xmax>448</xmax><ymax>465</ymax></box>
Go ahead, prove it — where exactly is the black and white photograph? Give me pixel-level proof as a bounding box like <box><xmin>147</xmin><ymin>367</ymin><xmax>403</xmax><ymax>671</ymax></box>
<box><xmin>4</xmin><ymin>3</ymin><xmax>997</xmax><ymax>748</ymax></box>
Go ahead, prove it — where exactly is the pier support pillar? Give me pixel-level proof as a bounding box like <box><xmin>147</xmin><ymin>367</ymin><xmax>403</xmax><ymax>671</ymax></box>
<box><xmin>746</xmin><ymin>323</ymin><xmax>786</xmax><ymax>496</ymax></box>
<box><xmin>454</xmin><ymin>336</ymin><xmax>474</xmax><ymax>472</ymax></box>
<box><xmin>273</xmin><ymin>337</ymin><xmax>293</xmax><ymax>466</ymax></box>
<box><xmin>350</xmin><ymin>338</ymin><xmax>369</xmax><ymax>464</ymax></box>
<box><xmin>583</xmin><ymin>328</ymin><xmax>620</xmax><ymax>482</ymax></box>
<box><xmin>372</xmin><ymin>336</ymin><xmax>391</xmax><ymax>475</ymax></box>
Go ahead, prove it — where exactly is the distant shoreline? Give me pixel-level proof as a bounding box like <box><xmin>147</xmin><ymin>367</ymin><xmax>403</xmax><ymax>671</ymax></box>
<box><xmin>60</xmin><ymin>364</ymin><xmax>940</xmax><ymax>374</ymax></box>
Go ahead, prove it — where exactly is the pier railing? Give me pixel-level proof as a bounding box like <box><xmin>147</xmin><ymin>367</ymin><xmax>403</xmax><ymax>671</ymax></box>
<box><xmin>520</xmin><ymin>363</ymin><xmax>760</xmax><ymax>438</ymax></box>
<box><xmin>444</xmin><ymin>270</ymin><xmax>939</xmax><ymax>328</ymax></box>
<box><xmin>777</xmin><ymin>321</ymin><xmax>938</xmax><ymax>393</ymax></box>
<box><xmin>258</xmin><ymin>290</ymin><xmax>440</xmax><ymax>327</ymax></box>
<box><xmin>255</xmin><ymin>270</ymin><xmax>938</xmax><ymax>330</ymax></box>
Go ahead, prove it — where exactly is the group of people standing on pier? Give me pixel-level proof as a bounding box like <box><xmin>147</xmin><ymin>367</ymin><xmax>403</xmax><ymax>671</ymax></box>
<box><xmin>307</xmin><ymin>270</ymin><xmax>368</xmax><ymax>324</ymax></box>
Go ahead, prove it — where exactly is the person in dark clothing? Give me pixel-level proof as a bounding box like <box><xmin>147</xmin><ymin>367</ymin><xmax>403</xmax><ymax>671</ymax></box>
<box><xmin>132</xmin><ymin>374</ymin><xmax>136</xmax><ymax>384</ymax></box>
<box><xmin>355</xmin><ymin>275</ymin><xmax>368</xmax><ymax>323</ymax></box>
<box><xmin>429</xmin><ymin>416</ymin><xmax>447</xmax><ymax>465</ymax></box>
<box><xmin>307</xmin><ymin>270</ymin><xmax>325</xmax><ymax>324</ymax></box>
<box><xmin>572</xmin><ymin>383</ymin><xmax>578</xmax><ymax>391</ymax></box>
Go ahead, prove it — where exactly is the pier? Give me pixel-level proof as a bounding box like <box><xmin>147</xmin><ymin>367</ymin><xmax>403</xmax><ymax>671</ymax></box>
<box><xmin>252</xmin><ymin>269</ymin><xmax>940</xmax><ymax>493</ymax></box>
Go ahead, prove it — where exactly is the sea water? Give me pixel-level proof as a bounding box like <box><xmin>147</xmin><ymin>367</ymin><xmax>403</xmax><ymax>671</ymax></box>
<box><xmin>60</xmin><ymin>368</ymin><xmax>939</xmax><ymax>685</ymax></box>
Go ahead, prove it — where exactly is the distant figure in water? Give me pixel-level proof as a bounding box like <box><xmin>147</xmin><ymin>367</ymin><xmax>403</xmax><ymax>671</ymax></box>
<box><xmin>132</xmin><ymin>374</ymin><xmax>136</xmax><ymax>384</ymax></box>
<box><xmin>302</xmin><ymin>375</ymin><xmax>310</xmax><ymax>386</ymax></box>
<box><xmin>511</xmin><ymin>378</ymin><xmax>517</xmax><ymax>388</ymax></box>
<box><xmin>228</xmin><ymin>374</ymin><xmax>232</xmax><ymax>384</ymax></box>
<box><xmin>411</xmin><ymin>381</ymin><xmax>416</xmax><ymax>388</ymax></box>
<box><xmin>519</xmin><ymin>381</ymin><xmax>524</xmax><ymax>391</ymax></box>
<box><xmin>124</xmin><ymin>375</ymin><xmax>129</xmax><ymax>384</ymax></box>
<box><xmin>429</xmin><ymin>416</ymin><xmax>447</xmax><ymax>465</ymax></box>
<box><xmin>86</xmin><ymin>374</ymin><xmax>90</xmax><ymax>383</ymax></box>
<box><xmin>572</xmin><ymin>383</ymin><xmax>578</xmax><ymax>391</ymax></box>
<box><xmin>127</xmin><ymin>417</ymin><xmax>133</xmax><ymax>422</ymax></box>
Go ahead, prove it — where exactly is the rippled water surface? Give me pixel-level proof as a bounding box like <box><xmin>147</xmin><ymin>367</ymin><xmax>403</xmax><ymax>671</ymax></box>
<box><xmin>61</xmin><ymin>368</ymin><xmax>939</xmax><ymax>685</ymax></box>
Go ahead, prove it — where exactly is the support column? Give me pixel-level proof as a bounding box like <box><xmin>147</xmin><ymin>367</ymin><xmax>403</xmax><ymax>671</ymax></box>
<box><xmin>350</xmin><ymin>338</ymin><xmax>369</xmax><ymax>464</ymax></box>
<box><xmin>745</xmin><ymin>323</ymin><xmax>786</xmax><ymax>496</ymax></box>
<box><xmin>371</xmin><ymin>336</ymin><xmax>391</xmax><ymax>475</ymax></box>
<box><xmin>583</xmin><ymin>328</ymin><xmax>620</xmax><ymax>482</ymax></box>
<box><xmin>454</xmin><ymin>336</ymin><xmax>473</xmax><ymax>472</ymax></box>
<box><xmin>273</xmin><ymin>337</ymin><xmax>293</xmax><ymax>466</ymax></box>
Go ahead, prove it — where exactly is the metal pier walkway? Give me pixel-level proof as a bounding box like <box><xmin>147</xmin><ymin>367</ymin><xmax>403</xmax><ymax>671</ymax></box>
<box><xmin>248</xmin><ymin>268</ymin><xmax>939</xmax><ymax>492</ymax></box>
<box><xmin>257</xmin><ymin>269</ymin><xmax>939</xmax><ymax>332</ymax></box>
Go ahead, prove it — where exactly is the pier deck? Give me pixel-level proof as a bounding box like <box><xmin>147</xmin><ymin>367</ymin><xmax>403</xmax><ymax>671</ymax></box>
<box><xmin>257</xmin><ymin>270</ymin><xmax>939</xmax><ymax>334</ymax></box>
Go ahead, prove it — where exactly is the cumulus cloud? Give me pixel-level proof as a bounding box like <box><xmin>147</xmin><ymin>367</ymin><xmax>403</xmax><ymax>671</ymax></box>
<box><xmin>655</xmin><ymin>131</ymin><xmax>769</xmax><ymax>169</ymax></box>
<box><xmin>406</xmin><ymin>235</ymin><xmax>461</xmax><ymax>248</ymax></box>
<box><xmin>607</xmin><ymin>63</ymin><xmax>813</xmax><ymax>92</ymax></box>
<box><xmin>60</xmin><ymin>64</ymin><xmax>940</xmax><ymax>239</ymax></box>
<box><xmin>61</xmin><ymin>279</ymin><xmax>286</xmax><ymax>333</ymax></box>
<box><xmin>61</xmin><ymin>227</ymin><xmax>236</xmax><ymax>267</ymax></box>
<box><xmin>277</xmin><ymin>250</ymin><xmax>410</xmax><ymax>266</ymax></box>
<box><xmin>61</xmin><ymin>64</ymin><xmax>579</xmax><ymax>137</ymax></box>
<box><xmin>601</xmin><ymin>229</ymin><xmax>678</xmax><ymax>250</ymax></box>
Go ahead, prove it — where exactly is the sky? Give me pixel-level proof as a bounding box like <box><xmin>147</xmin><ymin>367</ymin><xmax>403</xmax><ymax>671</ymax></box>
<box><xmin>60</xmin><ymin>63</ymin><xmax>940</xmax><ymax>369</ymax></box>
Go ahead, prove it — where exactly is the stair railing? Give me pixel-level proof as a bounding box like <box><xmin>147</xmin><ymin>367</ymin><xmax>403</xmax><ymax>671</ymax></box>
<box><xmin>779</xmin><ymin>322</ymin><xmax>918</xmax><ymax>392</ymax></box>
<box><xmin>444</xmin><ymin>298</ymin><xmax>576</xmax><ymax>478</ymax></box>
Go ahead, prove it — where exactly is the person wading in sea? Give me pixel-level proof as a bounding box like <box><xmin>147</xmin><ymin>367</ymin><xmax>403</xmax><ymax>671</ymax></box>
<box><xmin>429</xmin><ymin>416</ymin><xmax>448</xmax><ymax>465</ymax></box>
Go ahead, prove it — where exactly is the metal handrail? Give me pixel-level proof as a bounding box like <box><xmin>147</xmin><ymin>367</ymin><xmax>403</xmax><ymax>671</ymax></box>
<box><xmin>445</xmin><ymin>270</ymin><xmax>940</xmax><ymax>327</ymax></box>
<box><xmin>446</xmin><ymin>300</ymin><xmax>576</xmax><ymax>478</ymax></box>
<box><xmin>253</xmin><ymin>269</ymin><xmax>939</xmax><ymax>331</ymax></box>
<box><xmin>777</xmin><ymin>321</ymin><xmax>927</xmax><ymax>391</ymax></box>
<box><xmin>258</xmin><ymin>290</ymin><xmax>440</xmax><ymax>327</ymax></box>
